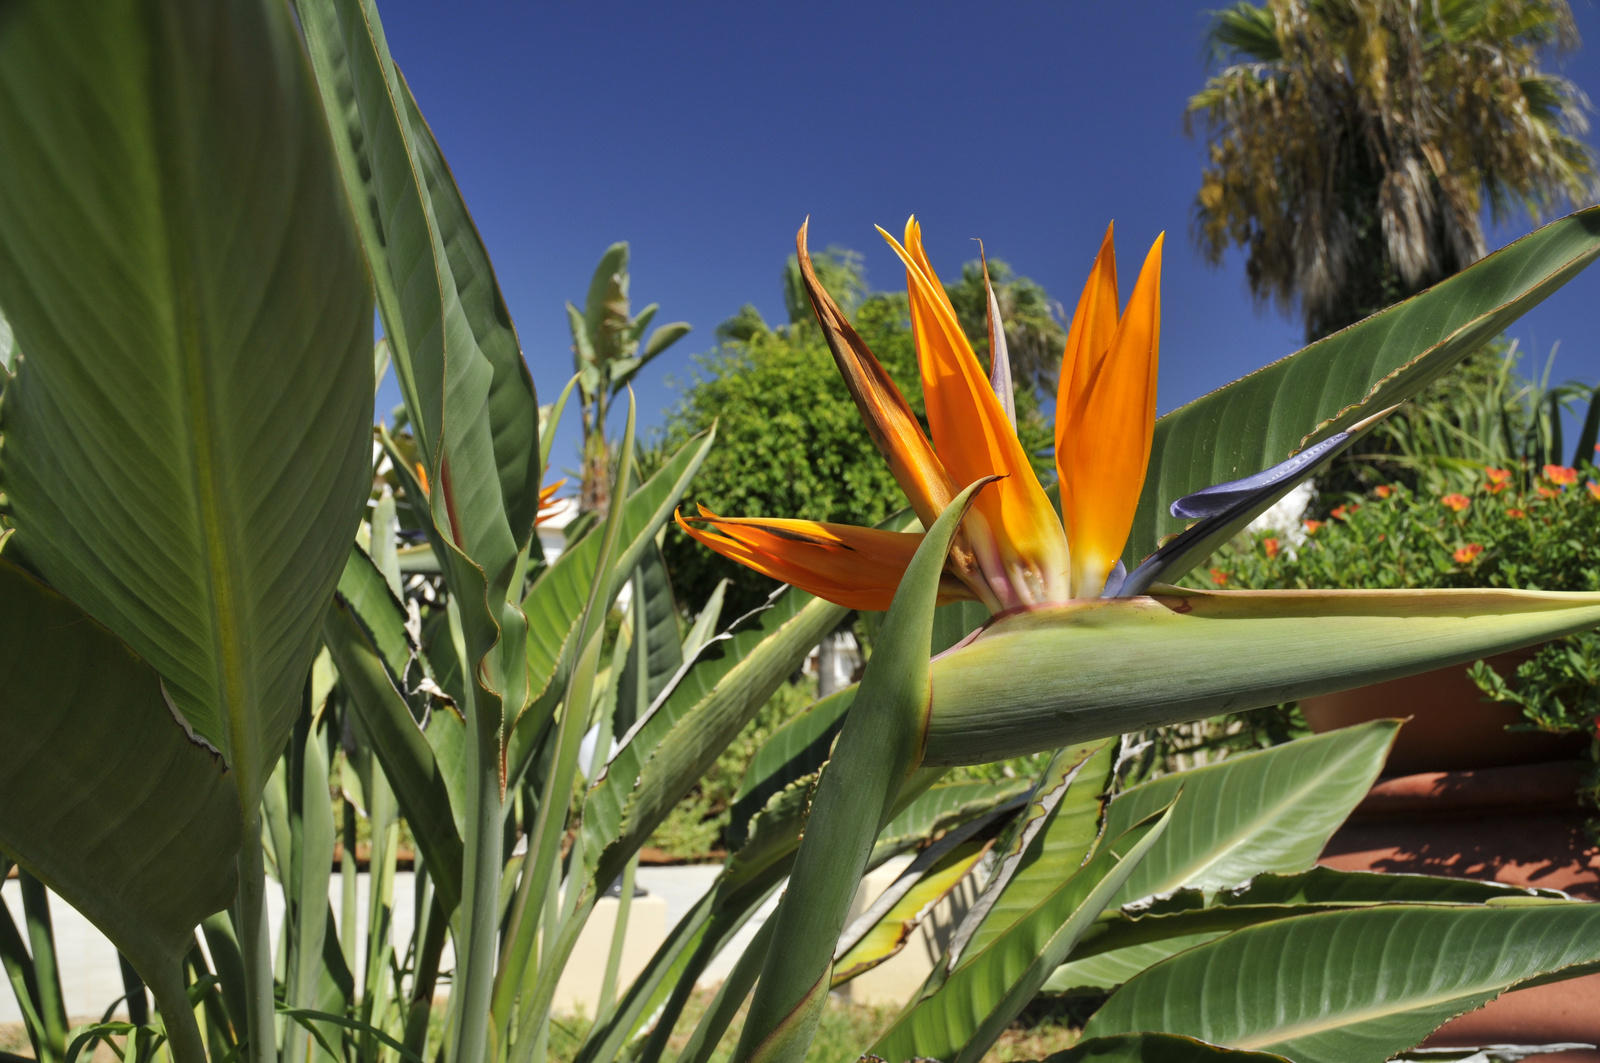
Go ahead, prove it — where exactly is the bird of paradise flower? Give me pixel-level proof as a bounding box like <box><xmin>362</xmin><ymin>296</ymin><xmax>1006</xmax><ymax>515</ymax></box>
<box><xmin>677</xmin><ymin>218</ymin><xmax>1375</xmax><ymax>613</ymax></box>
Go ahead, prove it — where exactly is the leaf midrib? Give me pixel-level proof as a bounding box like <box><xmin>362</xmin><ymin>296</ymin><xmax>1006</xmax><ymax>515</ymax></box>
<box><xmin>1140</xmin><ymin>740</ymin><xmax>1372</xmax><ymax>896</ymax></box>
<box><xmin>157</xmin><ymin>44</ymin><xmax>255</xmax><ymax>807</ymax></box>
<box><xmin>1232</xmin><ymin>981</ymin><xmax>1501</xmax><ymax>1048</ymax></box>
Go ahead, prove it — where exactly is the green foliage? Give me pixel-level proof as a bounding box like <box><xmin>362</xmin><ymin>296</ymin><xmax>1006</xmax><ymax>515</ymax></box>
<box><xmin>568</xmin><ymin>245</ymin><xmax>692</xmax><ymax>514</ymax></box>
<box><xmin>1201</xmin><ymin>470</ymin><xmax>1600</xmax><ymax>594</ymax></box>
<box><xmin>646</xmin><ymin>679</ymin><xmax>818</xmax><ymax>860</ymax></box>
<box><xmin>7</xmin><ymin>4</ymin><xmax>1600</xmax><ymax>1063</ymax></box>
<box><xmin>1127</xmin><ymin>205</ymin><xmax>1600</xmax><ymax>571</ymax></box>
<box><xmin>1201</xmin><ymin>468</ymin><xmax>1600</xmax><ymax>815</ymax></box>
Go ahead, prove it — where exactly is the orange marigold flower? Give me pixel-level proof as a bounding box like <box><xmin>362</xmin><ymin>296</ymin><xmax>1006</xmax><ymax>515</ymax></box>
<box><xmin>1263</xmin><ymin>537</ymin><xmax>1280</xmax><ymax>558</ymax></box>
<box><xmin>1441</xmin><ymin>493</ymin><xmax>1471</xmax><ymax>512</ymax></box>
<box><xmin>1538</xmin><ymin>486</ymin><xmax>1560</xmax><ymax>499</ymax></box>
<box><xmin>1485</xmin><ymin>480</ymin><xmax>1509</xmax><ymax>495</ymax></box>
<box><xmin>1485</xmin><ymin>468</ymin><xmax>1512</xmax><ymax>485</ymax></box>
<box><xmin>1303</xmin><ymin>520</ymin><xmax>1324</xmax><ymax>534</ymax></box>
<box><xmin>1373</xmin><ymin>485</ymin><xmax>1394</xmax><ymax>499</ymax></box>
<box><xmin>1209</xmin><ymin>568</ymin><xmax>1228</xmax><ymax>587</ymax></box>
<box><xmin>1544</xmin><ymin>464</ymin><xmax>1578</xmax><ymax>485</ymax></box>
<box><xmin>1330</xmin><ymin>503</ymin><xmax>1359</xmax><ymax>520</ymax></box>
<box><xmin>1507</xmin><ymin>508</ymin><xmax>1527</xmax><ymax>518</ymax></box>
<box><xmin>1453</xmin><ymin>543</ymin><xmax>1484</xmax><ymax>564</ymax></box>
<box><xmin>1588</xmin><ymin>481</ymin><xmax>1600</xmax><ymax>501</ymax></box>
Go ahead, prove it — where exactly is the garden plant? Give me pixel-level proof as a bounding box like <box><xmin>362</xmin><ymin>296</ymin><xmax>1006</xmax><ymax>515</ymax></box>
<box><xmin>5</xmin><ymin>4</ymin><xmax>1600</xmax><ymax>1063</ymax></box>
<box><xmin>1206</xmin><ymin>458</ymin><xmax>1600</xmax><ymax>817</ymax></box>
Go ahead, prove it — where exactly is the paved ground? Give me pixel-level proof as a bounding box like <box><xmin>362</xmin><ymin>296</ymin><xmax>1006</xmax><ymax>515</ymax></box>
<box><xmin>0</xmin><ymin>865</ymin><xmax>765</xmax><ymax>1024</ymax></box>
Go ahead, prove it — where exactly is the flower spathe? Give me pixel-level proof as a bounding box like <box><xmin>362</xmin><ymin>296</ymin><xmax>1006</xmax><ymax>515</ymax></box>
<box><xmin>676</xmin><ymin>218</ymin><xmax>1163</xmax><ymax>614</ymax></box>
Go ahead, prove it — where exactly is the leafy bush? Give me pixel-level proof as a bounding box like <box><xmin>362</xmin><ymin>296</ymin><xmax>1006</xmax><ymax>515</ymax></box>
<box><xmin>646</xmin><ymin>678</ymin><xmax>819</xmax><ymax>859</ymax></box>
<box><xmin>1199</xmin><ymin>465</ymin><xmax>1600</xmax><ymax>817</ymax></box>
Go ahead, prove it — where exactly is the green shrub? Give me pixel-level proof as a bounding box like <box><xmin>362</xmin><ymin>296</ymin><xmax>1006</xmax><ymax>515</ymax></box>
<box><xmin>1197</xmin><ymin>465</ymin><xmax>1600</xmax><ymax>822</ymax></box>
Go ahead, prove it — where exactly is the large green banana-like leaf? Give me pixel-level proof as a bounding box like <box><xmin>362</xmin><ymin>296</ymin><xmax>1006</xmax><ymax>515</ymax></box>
<box><xmin>509</xmin><ymin>428</ymin><xmax>715</xmax><ymax>786</ymax></box>
<box><xmin>0</xmin><ymin>0</ymin><xmax>372</xmax><ymax>816</ymax></box>
<box><xmin>297</xmin><ymin>26</ymin><xmax>536</xmax><ymax>1002</ymax></box>
<box><xmin>1104</xmin><ymin>721</ymin><xmax>1394</xmax><ymax>904</ymax></box>
<box><xmin>322</xmin><ymin>551</ymin><xmax>463</xmax><ymax>912</ymax></box>
<box><xmin>925</xmin><ymin>587</ymin><xmax>1600</xmax><ymax>764</ymax></box>
<box><xmin>396</xmin><ymin>73</ymin><xmax>541</xmax><ymax>546</ymax></box>
<box><xmin>1084</xmin><ymin>903</ymin><xmax>1600</xmax><ymax>1063</ymax></box>
<box><xmin>580</xmin><ymin>244</ymin><xmax>631</xmax><ymax>366</ymax></box>
<box><xmin>727</xmin><ymin>688</ymin><xmax>855</xmax><ymax>850</ymax></box>
<box><xmin>614</xmin><ymin>544</ymin><xmax>682</xmax><ymax>734</ymax></box>
<box><xmin>584</xmin><ymin>587</ymin><xmax>848</xmax><ymax>894</ymax></box>
<box><xmin>947</xmin><ymin>742</ymin><xmax>1114</xmax><ymax>973</ymax></box>
<box><xmin>1045</xmin><ymin>868</ymin><xmax>1566</xmax><ymax>994</ymax></box>
<box><xmin>873</xmin><ymin>779</ymin><xmax>1033</xmax><ymax>857</ymax></box>
<box><xmin>629</xmin><ymin>776</ymin><xmax>816</xmax><ymax>1063</ymax></box>
<box><xmin>832</xmin><ymin>828</ymin><xmax>994</xmax><ymax>986</ymax></box>
<box><xmin>870</xmin><ymin>809</ymin><xmax>1174</xmax><ymax>1063</ymax></box>
<box><xmin>282</xmin><ymin>706</ymin><xmax>338</xmax><ymax>1063</ymax></box>
<box><xmin>0</xmin><ymin>561</ymin><xmax>239</xmax><ymax>1000</ymax></box>
<box><xmin>1127</xmin><ymin>207</ymin><xmax>1600</xmax><ymax>563</ymax></box>
<box><xmin>295</xmin><ymin>0</ymin><xmax>538</xmax><ymax>576</ymax></box>
<box><xmin>1195</xmin><ymin>866</ymin><xmax>1567</xmax><ymax>907</ymax></box>
<box><xmin>1042</xmin><ymin>1035</ymin><xmax>1290</xmax><ymax>1063</ymax></box>
<box><xmin>674</xmin><ymin>918</ymin><xmax>777</xmax><ymax>1063</ymax></box>
<box><xmin>736</xmin><ymin>483</ymin><xmax>987</xmax><ymax>1063</ymax></box>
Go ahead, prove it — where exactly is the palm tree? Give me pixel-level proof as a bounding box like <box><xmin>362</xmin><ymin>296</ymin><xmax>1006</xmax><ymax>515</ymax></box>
<box><xmin>1189</xmin><ymin>0</ymin><xmax>1598</xmax><ymax>340</ymax></box>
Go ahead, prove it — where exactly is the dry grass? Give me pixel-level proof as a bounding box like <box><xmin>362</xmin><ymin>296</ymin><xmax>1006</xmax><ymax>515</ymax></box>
<box><xmin>547</xmin><ymin>987</ymin><xmax>1081</xmax><ymax>1063</ymax></box>
<box><xmin>0</xmin><ymin>992</ymin><xmax>1082</xmax><ymax>1063</ymax></box>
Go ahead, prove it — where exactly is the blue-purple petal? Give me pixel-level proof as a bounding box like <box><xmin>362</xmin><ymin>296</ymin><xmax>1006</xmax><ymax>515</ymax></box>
<box><xmin>1117</xmin><ymin>408</ymin><xmax>1394</xmax><ymax>596</ymax></box>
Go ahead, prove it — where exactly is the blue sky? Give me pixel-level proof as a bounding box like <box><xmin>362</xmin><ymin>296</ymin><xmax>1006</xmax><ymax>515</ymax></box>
<box><xmin>375</xmin><ymin>1</ymin><xmax>1600</xmax><ymax>481</ymax></box>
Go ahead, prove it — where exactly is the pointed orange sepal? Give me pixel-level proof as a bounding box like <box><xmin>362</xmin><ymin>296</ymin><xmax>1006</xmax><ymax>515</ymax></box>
<box><xmin>879</xmin><ymin>219</ymin><xmax>1069</xmax><ymax>606</ymax></box>
<box><xmin>674</xmin><ymin>507</ymin><xmax>976</xmax><ymax>612</ymax></box>
<box><xmin>796</xmin><ymin>221</ymin><xmax>956</xmax><ymax>528</ymax></box>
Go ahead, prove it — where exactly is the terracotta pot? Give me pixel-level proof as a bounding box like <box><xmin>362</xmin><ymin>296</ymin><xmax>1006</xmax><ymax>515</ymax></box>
<box><xmin>1321</xmin><ymin>760</ymin><xmax>1600</xmax><ymax>898</ymax></box>
<box><xmin>1320</xmin><ymin>760</ymin><xmax>1600</xmax><ymax>1048</ymax></box>
<box><xmin>1300</xmin><ymin>648</ymin><xmax>1585</xmax><ymax>775</ymax></box>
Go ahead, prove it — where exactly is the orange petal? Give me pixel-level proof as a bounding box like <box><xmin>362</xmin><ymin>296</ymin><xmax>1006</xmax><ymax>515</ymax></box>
<box><xmin>1064</xmin><ymin>233</ymin><xmax>1163</xmax><ymax>596</ymax></box>
<box><xmin>796</xmin><ymin>221</ymin><xmax>955</xmax><ymax>527</ymax></box>
<box><xmin>879</xmin><ymin>219</ymin><xmax>1069</xmax><ymax>605</ymax></box>
<box><xmin>1056</xmin><ymin>223</ymin><xmax>1120</xmax><ymax>519</ymax></box>
<box><xmin>675</xmin><ymin>507</ymin><xmax>975</xmax><ymax>612</ymax></box>
<box><xmin>535</xmin><ymin>479</ymin><xmax>567</xmax><ymax>524</ymax></box>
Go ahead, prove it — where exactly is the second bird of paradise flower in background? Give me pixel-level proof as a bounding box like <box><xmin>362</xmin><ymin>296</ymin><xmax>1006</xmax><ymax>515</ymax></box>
<box><xmin>676</xmin><ymin>217</ymin><xmax>1163</xmax><ymax>614</ymax></box>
